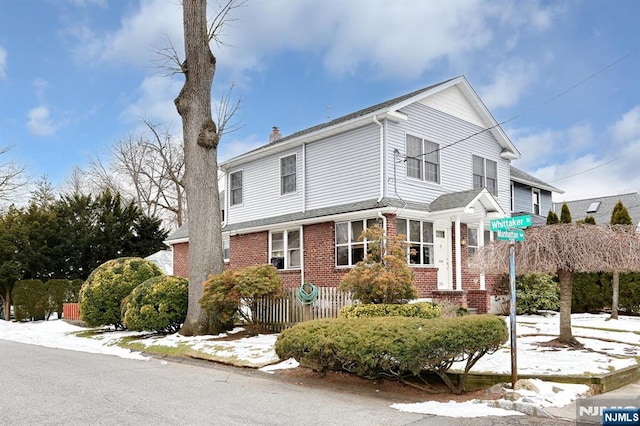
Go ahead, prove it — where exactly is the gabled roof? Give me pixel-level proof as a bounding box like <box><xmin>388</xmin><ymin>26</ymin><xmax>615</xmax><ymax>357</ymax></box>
<box><xmin>221</xmin><ymin>75</ymin><xmax>520</xmax><ymax>169</ymax></box>
<box><xmin>510</xmin><ymin>166</ymin><xmax>564</xmax><ymax>194</ymax></box>
<box><xmin>555</xmin><ymin>192</ymin><xmax>640</xmax><ymax>226</ymax></box>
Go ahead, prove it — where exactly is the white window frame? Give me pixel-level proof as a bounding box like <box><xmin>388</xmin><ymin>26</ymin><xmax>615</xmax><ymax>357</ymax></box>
<box><xmin>280</xmin><ymin>154</ymin><xmax>297</xmax><ymax>195</ymax></box>
<box><xmin>335</xmin><ymin>218</ymin><xmax>379</xmax><ymax>267</ymax></box>
<box><xmin>467</xmin><ymin>228</ymin><xmax>492</xmax><ymax>258</ymax></box>
<box><xmin>532</xmin><ymin>189</ymin><xmax>541</xmax><ymax>215</ymax></box>
<box><xmin>405</xmin><ymin>134</ymin><xmax>440</xmax><ymax>184</ymax></box>
<box><xmin>397</xmin><ymin>218</ymin><xmax>434</xmax><ymax>266</ymax></box>
<box><xmin>472</xmin><ymin>155</ymin><xmax>498</xmax><ymax>196</ymax></box>
<box><xmin>510</xmin><ymin>182</ymin><xmax>515</xmax><ymax>213</ymax></box>
<box><xmin>229</xmin><ymin>171</ymin><xmax>243</xmax><ymax>206</ymax></box>
<box><xmin>222</xmin><ymin>237</ymin><xmax>230</xmax><ymax>263</ymax></box>
<box><xmin>269</xmin><ymin>228</ymin><xmax>302</xmax><ymax>270</ymax></box>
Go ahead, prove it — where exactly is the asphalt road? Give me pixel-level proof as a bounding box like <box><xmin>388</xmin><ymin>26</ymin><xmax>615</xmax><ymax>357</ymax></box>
<box><xmin>0</xmin><ymin>340</ymin><xmax>571</xmax><ymax>425</ymax></box>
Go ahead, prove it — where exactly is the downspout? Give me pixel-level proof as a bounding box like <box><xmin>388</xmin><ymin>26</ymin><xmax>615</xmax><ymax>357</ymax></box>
<box><xmin>302</xmin><ymin>142</ymin><xmax>306</xmax><ymax>213</ymax></box>
<box><xmin>479</xmin><ymin>218</ymin><xmax>485</xmax><ymax>290</ymax></box>
<box><xmin>455</xmin><ymin>215</ymin><xmax>462</xmax><ymax>291</ymax></box>
<box><xmin>373</xmin><ymin>116</ymin><xmax>384</xmax><ymax>203</ymax></box>
<box><xmin>220</xmin><ymin>168</ymin><xmax>227</xmax><ymax>228</ymax></box>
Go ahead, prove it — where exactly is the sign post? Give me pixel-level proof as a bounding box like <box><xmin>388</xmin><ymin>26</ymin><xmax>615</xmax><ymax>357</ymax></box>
<box><xmin>489</xmin><ymin>214</ymin><xmax>530</xmax><ymax>389</ymax></box>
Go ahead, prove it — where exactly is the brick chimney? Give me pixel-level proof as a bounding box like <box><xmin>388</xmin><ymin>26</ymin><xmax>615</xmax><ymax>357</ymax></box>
<box><xmin>269</xmin><ymin>126</ymin><xmax>282</xmax><ymax>143</ymax></box>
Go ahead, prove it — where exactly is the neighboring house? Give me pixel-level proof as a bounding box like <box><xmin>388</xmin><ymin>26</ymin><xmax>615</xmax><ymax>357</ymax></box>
<box><xmin>167</xmin><ymin>76</ymin><xmax>562</xmax><ymax>313</ymax></box>
<box><xmin>510</xmin><ymin>166</ymin><xmax>563</xmax><ymax>226</ymax></box>
<box><xmin>554</xmin><ymin>192</ymin><xmax>640</xmax><ymax>228</ymax></box>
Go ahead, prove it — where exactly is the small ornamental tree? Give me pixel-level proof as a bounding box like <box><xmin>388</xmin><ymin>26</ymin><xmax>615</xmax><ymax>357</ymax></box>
<box><xmin>546</xmin><ymin>210</ymin><xmax>559</xmax><ymax>225</ymax></box>
<box><xmin>471</xmin><ymin>224</ymin><xmax>640</xmax><ymax>347</ymax></box>
<box><xmin>122</xmin><ymin>275</ymin><xmax>188</xmax><ymax>334</ymax></box>
<box><xmin>200</xmin><ymin>264</ymin><xmax>283</xmax><ymax>335</ymax></box>
<box><xmin>79</xmin><ymin>257</ymin><xmax>163</xmax><ymax>329</ymax></box>
<box><xmin>610</xmin><ymin>200</ymin><xmax>634</xmax><ymax>320</ymax></box>
<box><xmin>560</xmin><ymin>203</ymin><xmax>572</xmax><ymax>223</ymax></box>
<box><xmin>339</xmin><ymin>225</ymin><xmax>417</xmax><ymax>304</ymax></box>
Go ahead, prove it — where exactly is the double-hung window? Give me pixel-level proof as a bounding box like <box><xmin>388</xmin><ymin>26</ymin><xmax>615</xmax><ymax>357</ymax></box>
<box><xmin>532</xmin><ymin>189</ymin><xmax>541</xmax><ymax>215</ymax></box>
<box><xmin>472</xmin><ymin>155</ymin><xmax>498</xmax><ymax>195</ymax></box>
<box><xmin>406</xmin><ymin>135</ymin><xmax>440</xmax><ymax>183</ymax></box>
<box><xmin>230</xmin><ymin>171</ymin><xmax>243</xmax><ymax>205</ymax></box>
<box><xmin>270</xmin><ymin>229</ymin><xmax>301</xmax><ymax>270</ymax></box>
<box><xmin>467</xmin><ymin>228</ymin><xmax>492</xmax><ymax>258</ymax></box>
<box><xmin>280</xmin><ymin>155</ymin><xmax>297</xmax><ymax>195</ymax></box>
<box><xmin>335</xmin><ymin>218</ymin><xmax>379</xmax><ymax>266</ymax></box>
<box><xmin>397</xmin><ymin>219</ymin><xmax>434</xmax><ymax>265</ymax></box>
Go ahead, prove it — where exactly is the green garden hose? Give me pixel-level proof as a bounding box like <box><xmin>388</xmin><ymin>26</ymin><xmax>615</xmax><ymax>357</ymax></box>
<box><xmin>297</xmin><ymin>281</ymin><xmax>318</xmax><ymax>305</ymax></box>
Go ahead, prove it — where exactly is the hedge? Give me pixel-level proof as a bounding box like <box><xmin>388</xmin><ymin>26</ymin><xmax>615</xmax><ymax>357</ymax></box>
<box><xmin>122</xmin><ymin>275</ymin><xmax>188</xmax><ymax>334</ymax></box>
<box><xmin>339</xmin><ymin>302</ymin><xmax>440</xmax><ymax>319</ymax></box>
<box><xmin>275</xmin><ymin>315</ymin><xmax>508</xmax><ymax>394</ymax></box>
<box><xmin>12</xmin><ymin>279</ymin><xmax>48</xmax><ymax>321</ymax></box>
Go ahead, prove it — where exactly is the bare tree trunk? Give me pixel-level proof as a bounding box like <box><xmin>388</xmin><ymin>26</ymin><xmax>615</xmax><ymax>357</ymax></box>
<box><xmin>2</xmin><ymin>288</ymin><xmax>10</xmax><ymax>321</ymax></box>
<box><xmin>610</xmin><ymin>270</ymin><xmax>619</xmax><ymax>320</ymax></box>
<box><xmin>175</xmin><ymin>0</ymin><xmax>224</xmax><ymax>336</ymax></box>
<box><xmin>557</xmin><ymin>268</ymin><xmax>580</xmax><ymax>346</ymax></box>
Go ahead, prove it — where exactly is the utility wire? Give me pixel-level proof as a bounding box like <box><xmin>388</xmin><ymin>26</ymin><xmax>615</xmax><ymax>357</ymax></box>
<box><xmin>404</xmin><ymin>46</ymin><xmax>640</xmax><ymax>162</ymax></box>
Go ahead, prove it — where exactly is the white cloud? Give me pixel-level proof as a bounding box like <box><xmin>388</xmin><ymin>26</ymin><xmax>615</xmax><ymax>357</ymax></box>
<box><xmin>72</xmin><ymin>0</ymin><xmax>561</xmax><ymax>80</ymax></box>
<box><xmin>27</xmin><ymin>106</ymin><xmax>57</xmax><ymax>137</ymax></box>
<box><xmin>611</xmin><ymin>105</ymin><xmax>640</xmax><ymax>144</ymax></box>
<box><xmin>0</xmin><ymin>46</ymin><xmax>7</xmax><ymax>79</ymax></box>
<box><xmin>479</xmin><ymin>58</ymin><xmax>537</xmax><ymax>109</ymax></box>
<box><xmin>69</xmin><ymin>0</ymin><xmax>107</xmax><ymax>7</ymax></box>
<box><xmin>32</xmin><ymin>78</ymin><xmax>50</xmax><ymax>100</ymax></box>
<box><xmin>121</xmin><ymin>75</ymin><xmax>182</xmax><ymax>130</ymax></box>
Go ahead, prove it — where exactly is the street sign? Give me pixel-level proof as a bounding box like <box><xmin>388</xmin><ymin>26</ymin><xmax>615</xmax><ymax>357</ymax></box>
<box><xmin>489</xmin><ymin>215</ymin><xmax>532</xmax><ymax>232</ymax></box>
<box><xmin>496</xmin><ymin>229</ymin><xmax>525</xmax><ymax>242</ymax></box>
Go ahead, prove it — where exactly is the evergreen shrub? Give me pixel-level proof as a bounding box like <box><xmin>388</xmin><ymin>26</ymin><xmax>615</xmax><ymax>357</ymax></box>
<box><xmin>515</xmin><ymin>273</ymin><xmax>559</xmax><ymax>314</ymax></box>
<box><xmin>339</xmin><ymin>302</ymin><xmax>440</xmax><ymax>319</ymax></box>
<box><xmin>69</xmin><ymin>279</ymin><xmax>84</xmax><ymax>303</ymax></box>
<box><xmin>79</xmin><ymin>257</ymin><xmax>163</xmax><ymax>329</ymax></box>
<box><xmin>122</xmin><ymin>275</ymin><xmax>188</xmax><ymax>334</ymax></box>
<box><xmin>572</xmin><ymin>272</ymin><xmax>610</xmax><ymax>313</ymax></box>
<box><xmin>275</xmin><ymin>315</ymin><xmax>508</xmax><ymax>394</ymax></box>
<box><xmin>12</xmin><ymin>279</ymin><xmax>48</xmax><ymax>321</ymax></box>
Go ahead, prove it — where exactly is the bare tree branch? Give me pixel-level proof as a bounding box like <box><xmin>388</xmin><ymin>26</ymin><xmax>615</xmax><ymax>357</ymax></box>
<box><xmin>207</xmin><ymin>0</ymin><xmax>247</xmax><ymax>46</ymax></box>
<box><xmin>216</xmin><ymin>81</ymin><xmax>244</xmax><ymax>137</ymax></box>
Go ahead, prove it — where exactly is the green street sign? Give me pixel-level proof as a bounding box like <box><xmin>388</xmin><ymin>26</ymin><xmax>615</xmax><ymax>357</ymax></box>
<box><xmin>496</xmin><ymin>229</ymin><xmax>525</xmax><ymax>242</ymax></box>
<box><xmin>489</xmin><ymin>215</ymin><xmax>532</xmax><ymax>232</ymax></box>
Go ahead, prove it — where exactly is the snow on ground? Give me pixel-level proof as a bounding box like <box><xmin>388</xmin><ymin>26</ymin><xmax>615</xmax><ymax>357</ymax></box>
<box><xmin>0</xmin><ymin>311</ymin><xmax>638</xmax><ymax>418</ymax></box>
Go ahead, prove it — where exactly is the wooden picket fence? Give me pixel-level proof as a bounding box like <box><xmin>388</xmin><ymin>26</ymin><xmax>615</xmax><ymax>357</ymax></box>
<box><xmin>255</xmin><ymin>287</ymin><xmax>354</xmax><ymax>332</ymax></box>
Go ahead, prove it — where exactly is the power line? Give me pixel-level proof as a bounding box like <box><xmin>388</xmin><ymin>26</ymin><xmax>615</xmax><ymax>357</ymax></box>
<box><xmin>404</xmin><ymin>45</ymin><xmax>640</xmax><ymax>162</ymax></box>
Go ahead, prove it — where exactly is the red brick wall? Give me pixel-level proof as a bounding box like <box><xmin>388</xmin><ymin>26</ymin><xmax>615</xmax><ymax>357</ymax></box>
<box><xmin>303</xmin><ymin>221</ymin><xmax>349</xmax><ymax>287</ymax></box>
<box><xmin>173</xmin><ymin>242</ymin><xmax>189</xmax><ymax>278</ymax></box>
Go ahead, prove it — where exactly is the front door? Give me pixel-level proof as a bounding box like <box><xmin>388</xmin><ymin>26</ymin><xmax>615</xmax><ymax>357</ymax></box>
<box><xmin>434</xmin><ymin>227</ymin><xmax>451</xmax><ymax>289</ymax></box>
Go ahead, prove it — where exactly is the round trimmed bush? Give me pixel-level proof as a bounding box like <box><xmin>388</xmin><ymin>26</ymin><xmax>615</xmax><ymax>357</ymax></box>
<box><xmin>12</xmin><ymin>279</ymin><xmax>48</xmax><ymax>321</ymax></box>
<box><xmin>122</xmin><ymin>275</ymin><xmax>188</xmax><ymax>334</ymax></box>
<box><xmin>46</xmin><ymin>279</ymin><xmax>72</xmax><ymax>319</ymax></box>
<box><xmin>79</xmin><ymin>257</ymin><xmax>163</xmax><ymax>329</ymax></box>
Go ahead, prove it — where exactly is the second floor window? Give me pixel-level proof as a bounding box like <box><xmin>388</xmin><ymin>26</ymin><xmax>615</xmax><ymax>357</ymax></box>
<box><xmin>270</xmin><ymin>229</ymin><xmax>301</xmax><ymax>270</ymax></box>
<box><xmin>230</xmin><ymin>171</ymin><xmax>243</xmax><ymax>205</ymax></box>
<box><xmin>472</xmin><ymin>155</ymin><xmax>497</xmax><ymax>195</ymax></box>
<box><xmin>280</xmin><ymin>155</ymin><xmax>297</xmax><ymax>195</ymax></box>
<box><xmin>397</xmin><ymin>219</ymin><xmax>434</xmax><ymax>265</ymax></box>
<box><xmin>406</xmin><ymin>134</ymin><xmax>440</xmax><ymax>183</ymax></box>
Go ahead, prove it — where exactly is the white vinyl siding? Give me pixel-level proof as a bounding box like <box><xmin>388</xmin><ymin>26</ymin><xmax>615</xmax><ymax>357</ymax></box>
<box><xmin>385</xmin><ymin>102</ymin><xmax>510</xmax><ymax>214</ymax></box>
<box><xmin>230</xmin><ymin>171</ymin><xmax>243</xmax><ymax>205</ymax></box>
<box><xmin>280</xmin><ymin>154</ymin><xmax>296</xmax><ymax>195</ymax></box>
<box><xmin>397</xmin><ymin>219</ymin><xmax>434</xmax><ymax>265</ymax></box>
<box><xmin>306</xmin><ymin>125</ymin><xmax>379</xmax><ymax>210</ymax></box>
<box><xmin>226</xmin><ymin>147</ymin><xmax>302</xmax><ymax>225</ymax></box>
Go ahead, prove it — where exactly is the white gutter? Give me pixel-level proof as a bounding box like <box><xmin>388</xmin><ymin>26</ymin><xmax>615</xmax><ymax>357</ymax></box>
<box><xmin>373</xmin><ymin>116</ymin><xmax>384</xmax><ymax>202</ymax></box>
<box><xmin>455</xmin><ymin>215</ymin><xmax>462</xmax><ymax>291</ymax></box>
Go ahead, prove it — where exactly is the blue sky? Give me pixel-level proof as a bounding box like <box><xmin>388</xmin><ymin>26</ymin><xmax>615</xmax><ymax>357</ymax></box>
<box><xmin>1</xmin><ymin>0</ymin><xmax>639</xmax><ymax>203</ymax></box>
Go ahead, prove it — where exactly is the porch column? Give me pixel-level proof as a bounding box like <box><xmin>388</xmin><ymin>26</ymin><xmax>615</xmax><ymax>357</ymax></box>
<box><xmin>455</xmin><ymin>215</ymin><xmax>462</xmax><ymax>291</ymax></box>
<box><xmin>479</xmin><ymin>219</ymin><xmax>486</xmax><ymax>290</ymax></box>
